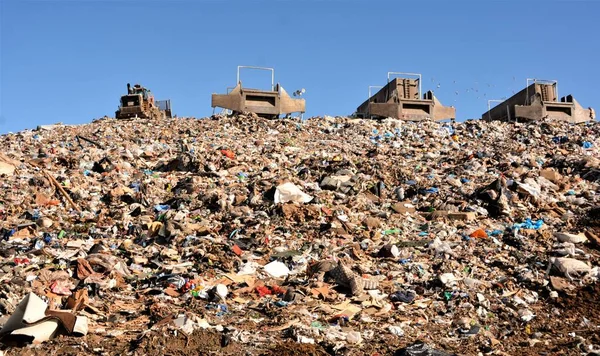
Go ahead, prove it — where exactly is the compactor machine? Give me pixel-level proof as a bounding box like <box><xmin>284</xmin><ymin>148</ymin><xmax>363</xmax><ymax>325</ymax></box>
<box><xmin>211</xmin><ymin>66</ymin><xmax>305</xmax><ymax>119</ymax></box>
<box><xmin>356</xmin><ymin>72</ymin><xmax>455</xmax><ymax>121</ymax></box>
<box><xmin>482</xmin><ymin>79</ymin><xmax>595</xmax><ymax>123</ymax></box>
<box><xmin>116</xmin><ymin>83</ymin><xmax>172</xmax><ymax>119</ymax></box>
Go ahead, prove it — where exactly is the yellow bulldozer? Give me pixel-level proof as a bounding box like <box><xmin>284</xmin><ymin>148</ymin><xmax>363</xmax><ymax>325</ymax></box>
<box><xmin>115</xmin><ymin>83</ymin><xmax>172</xmax><ymax>119</ymax></box>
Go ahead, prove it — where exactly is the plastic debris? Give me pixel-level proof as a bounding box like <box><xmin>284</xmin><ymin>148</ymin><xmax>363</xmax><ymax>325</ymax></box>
<box><xmin>263</xmin><ymin>261</ymin><xmax>291</xmax><ymax>278</ymax></box>
<box><xmin>273</xmin><ymin>182</ymin><xmax>313</xmax><ymax>204</ymax></box>
<box><xmin>554</xmin><ymin>232</ymin><xmax>588</xmax><ymax>244</ymax></box>
<box><xmin>395</xmin><ymin>342</ymin><xmax>455</xmax><ymax>356</ymax></box>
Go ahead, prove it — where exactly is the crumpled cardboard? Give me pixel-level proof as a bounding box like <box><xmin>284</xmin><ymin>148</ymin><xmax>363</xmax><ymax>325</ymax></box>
<box><xmin>0</xmin><ymin>293</ymin><xmax>88</xmax><ymax>345</ymax></box>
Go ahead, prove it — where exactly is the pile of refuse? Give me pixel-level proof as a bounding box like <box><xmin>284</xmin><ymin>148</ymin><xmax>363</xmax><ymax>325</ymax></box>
<box><xmin>0</xmin><ymin>114</ymin><xmax>599</xmax><ymax>355</ymax></box>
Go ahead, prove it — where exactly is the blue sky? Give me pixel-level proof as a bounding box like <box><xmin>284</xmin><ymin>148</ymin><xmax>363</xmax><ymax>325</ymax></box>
<box><xmin>1</xmin><ymin>0</ymin><xmax>598</xmax><ymax>133</ymax></box>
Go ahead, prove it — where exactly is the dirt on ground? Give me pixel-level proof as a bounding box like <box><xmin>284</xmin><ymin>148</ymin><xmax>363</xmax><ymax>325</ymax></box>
<box><xmin>5</xmin><ymin>283</ymin><xmax>599</xmax><ymax>356</ymax></box>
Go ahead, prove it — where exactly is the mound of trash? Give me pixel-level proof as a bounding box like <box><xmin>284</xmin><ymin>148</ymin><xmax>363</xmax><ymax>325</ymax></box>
<box><xmin>0</xmin><ymin>115</ymin><xmax>599</xmax><ymax>355</ymax></box>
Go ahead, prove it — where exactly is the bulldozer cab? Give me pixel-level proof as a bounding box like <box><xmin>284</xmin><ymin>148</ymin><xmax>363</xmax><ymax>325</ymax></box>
<box><xmin>121</xmin><ymin>84</ymin><xmax>154</xmax><ymax>107</ymax></box>
<box><xmin>120</xmin><ymin>94</ymin><xmax>141</xmax><ymax>108</ymax></box>
<box><xmin>116</xmin><ymin>83</ymin><xmax>169</xmax><ymax>119</ymax></box>
<box><xmin>131</xmin><ymin>85</ymin><xmax>152</xmax><ymax>99</ymax></box>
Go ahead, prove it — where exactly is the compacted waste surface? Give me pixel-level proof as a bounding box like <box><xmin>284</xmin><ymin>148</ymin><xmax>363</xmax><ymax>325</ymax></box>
<box><xmin>0</xmin><ymin>115</ymin><xmax>599</xmax><ymax>355</ymax></box>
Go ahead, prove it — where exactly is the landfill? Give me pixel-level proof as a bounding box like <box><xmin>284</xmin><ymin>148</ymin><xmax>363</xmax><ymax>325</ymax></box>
<box><xmin>0</xmin><ymin>114</ymin><xmax>599</xmax><ymax>355</ymax></box>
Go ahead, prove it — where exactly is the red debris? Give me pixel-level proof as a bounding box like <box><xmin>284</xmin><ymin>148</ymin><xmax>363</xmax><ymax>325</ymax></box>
<box><xmin>256</xmin><ymin>286</ymin><xmax>272</xmax><ymax>297</ymax></box>
<box><xmin>271</xmin><ymin>285</ymin><xmax>286</xmax><ymax>295</ymax></box>
<box><xmin>14</xmin><ymin>257</ymin><xmax>30</xmax><ymax>265</ymax></box>
<box><xmin>232</xmin><ymin>244</ymin><xmax>243</xmax><ymax>256</ymax></box>
<box><xmin>221</xmin><ymin>149</ymin><xmax>235</xmax><ymax>159</ymax></box>
<box><xmin>469</xmin><ymin>229</ymin><xmax>488</xmax><ymax>238</ymax></box>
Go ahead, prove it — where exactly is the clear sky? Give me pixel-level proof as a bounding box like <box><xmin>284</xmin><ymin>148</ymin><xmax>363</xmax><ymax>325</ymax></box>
<box><xmin>1</xmin><ymin>0</ymin><xmax>598</xmax><ymax>133</ymax></box>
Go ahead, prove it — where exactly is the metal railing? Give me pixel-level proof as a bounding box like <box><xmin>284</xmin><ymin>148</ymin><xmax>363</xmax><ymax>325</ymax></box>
<box><xmin>237</xmin><ymin>66</ymin><xmax>275</xmax><ymax>91</ymax></box>
<box><xmin>368</xmin><ymin>85</ymin><xmax>383</xmax><ymax>98</ymax></box>
<box><xmin>487</xmin><ymin>99</ymin><xmax>507</xmax><ymax>121</ymax></box>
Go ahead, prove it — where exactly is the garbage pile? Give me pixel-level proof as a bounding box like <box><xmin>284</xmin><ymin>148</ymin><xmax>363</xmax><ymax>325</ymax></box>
<box><xmin>0</xmin><ymin>115</ymin><xmax>599</xmax><ymax>355</ymax></box>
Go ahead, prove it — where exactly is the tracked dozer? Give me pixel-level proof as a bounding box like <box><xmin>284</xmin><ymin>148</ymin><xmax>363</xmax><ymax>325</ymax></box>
<box><xmin>211</xmin><ymin>66</ymin><xmax>305</xmax><ymax>119</ymax></box>
<box><xmin>115</xmin><ymin>83</ymin><xmax>172</xmax><ymax>119</ymax></box>
<box><xmin>482</xmin><ymin>79</ymin><xmax>595</xmax><ymax>123</ymax></box>
<box><xmin>356</xmin><ymin>72</ymin><xmax>455</xmax><ymax>121</ymax></box>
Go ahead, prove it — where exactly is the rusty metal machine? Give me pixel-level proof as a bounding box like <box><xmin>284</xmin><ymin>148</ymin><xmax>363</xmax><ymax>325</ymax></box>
<box><xmin>116</xmin><ymin>83</ymin><xmax>172</xmax><ymax>119</ymax></box>
<box><xmin>482</xmin><ymin>79</ymin><xmax>595</xmax><ymax>123</ymax></box>
<box><xmin>211</xmin><ymin>66</ymin><xmax>305</xmax><ymax>119</ymax></box>
<box><xmin>356</xmin><ymin>72</ymin><xmax>455</xmax><ymax>121</ymax></box>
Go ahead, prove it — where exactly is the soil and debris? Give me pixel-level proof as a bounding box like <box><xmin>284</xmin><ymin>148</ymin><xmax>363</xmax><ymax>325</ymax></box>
<box><xmin>0</xmin><ymin>114</ymin><xmax>599</xmax><ymax>355</ymax></box>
